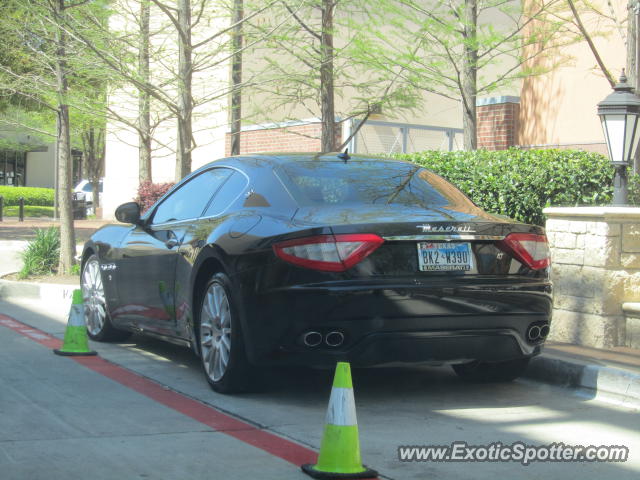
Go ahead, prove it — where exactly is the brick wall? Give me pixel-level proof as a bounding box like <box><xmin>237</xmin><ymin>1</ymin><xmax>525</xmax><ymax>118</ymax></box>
<box><xmin>477</xmin><ymin>98</ymin><xmax>520</xmax><ymax>150</ymax></box>
<box><xmin>225</xmin><ymin>122</ymin><xmax>342</xmax><ymax>155</ymax></box>
<box><xmin>225</xmin><ymin>105</ymin><xmax>519</xmax><ymax>154</ymax></box>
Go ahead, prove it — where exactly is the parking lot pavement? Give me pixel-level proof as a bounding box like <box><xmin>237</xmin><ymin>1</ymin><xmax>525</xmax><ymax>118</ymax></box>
<box><xmin>1</xmin><ymin>296</ymin><xmax>639</xmax><ymax>480</ymax></box>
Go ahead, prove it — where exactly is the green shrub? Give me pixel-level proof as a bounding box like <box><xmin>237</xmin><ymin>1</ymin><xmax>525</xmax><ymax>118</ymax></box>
<box><xmin>19</xmin><ymin>227</ymin><xmax>60</xmax><ymax>279</ymax></box>
<box><xmin>0</xmin><ymin>186</ymin><xmax>54</xmax><ymax>206</ymax></box>
<box><xmin>396</xmin><ymin>149</ymin><xmax>615</xmax><ymax>226</ymax></box>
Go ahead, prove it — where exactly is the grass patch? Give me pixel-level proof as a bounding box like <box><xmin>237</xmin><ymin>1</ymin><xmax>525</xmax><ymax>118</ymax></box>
<box><xmin>4</xmin><ymin>205</ymin><xmax>54</xmax><ymax>218</ymax></box>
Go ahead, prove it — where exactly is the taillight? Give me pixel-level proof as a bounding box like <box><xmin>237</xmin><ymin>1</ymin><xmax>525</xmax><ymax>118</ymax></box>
<box><xmin>499</xmin><ymin>233</ymin><xmax>550</xmax><ymax>270</ymax></box>
<box><xmin>273</xmin><ymin>234</ymin><xmax>384</xmax><ymax>272</ymax></box>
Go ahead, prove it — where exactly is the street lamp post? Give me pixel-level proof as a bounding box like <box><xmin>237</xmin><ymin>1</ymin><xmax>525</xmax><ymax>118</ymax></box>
<box><xmin>597</xmin><ymin>72</ymin><xmax>640</xmax><ymax>205</ymax></box>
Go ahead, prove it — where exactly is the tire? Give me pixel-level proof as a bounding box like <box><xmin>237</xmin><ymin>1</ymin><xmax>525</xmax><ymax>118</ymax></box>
<box><xmin>81</xmin><ymin>254</ymin><xmax>131</xmax><ymax>342</ymax></box>
<box><xmin>452</xmin><ymin>358</ymin><xmax>530</xmax><ymax>383</ymax></box>
<box><xmin>197</xmin><ymin>272</ymin><xmax>252</xmax><ymax>393</ymax></box>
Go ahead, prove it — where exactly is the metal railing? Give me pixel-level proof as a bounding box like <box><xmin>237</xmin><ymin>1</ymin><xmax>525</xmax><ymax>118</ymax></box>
<box><xmin>347</xmin><ymin>119</ymin><xmax>464</xmax><ymax>155</ymax></box>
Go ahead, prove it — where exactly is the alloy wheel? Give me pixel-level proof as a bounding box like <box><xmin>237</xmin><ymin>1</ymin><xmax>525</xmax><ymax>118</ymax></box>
<box><xmin>200</xmin><ymin>282</ymin><xmax>232</xmax><ymax>382</ymax></box>
<box><xmin>81</xmin><ymin>257</ymin><xmax>106</xmax><ymax>336</ymax></box>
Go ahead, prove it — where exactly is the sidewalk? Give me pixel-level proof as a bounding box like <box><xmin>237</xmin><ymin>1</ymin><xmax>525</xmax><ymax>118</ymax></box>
<box><xmin>527</xmin><ymin>342</ymin><xmax>640</xmax><ymax>407</ymax></box>
<box><xmin>0</xmin><ymin>221</ymin><xmax>638</xmax><ymax>407</ymax></box>
<box><xmin>0</xmin><ymin>216</ymin><xmax>111</xmax><ymax>242</ymax></box>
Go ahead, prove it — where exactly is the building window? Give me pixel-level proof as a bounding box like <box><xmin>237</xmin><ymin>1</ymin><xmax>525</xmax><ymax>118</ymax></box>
<box><xmin>0</xmin><ymin>150</ymin><xmax>27</xmax><ymax>186</ymax></box>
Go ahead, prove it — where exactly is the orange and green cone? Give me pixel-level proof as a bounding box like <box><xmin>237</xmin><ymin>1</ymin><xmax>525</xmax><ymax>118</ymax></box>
<box><xmin>301</xmin><ymin>362</ymin><xmax>377</xmax><ymax>479</ymax></box>
<box><xmin>54</xmin><ymin>289</ymin><xmax>97</xmax><ymax>357</ymax></box>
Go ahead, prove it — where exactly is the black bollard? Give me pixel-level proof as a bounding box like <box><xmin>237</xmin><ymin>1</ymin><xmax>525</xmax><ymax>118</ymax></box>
<box><xmin>18</xmin><ymin>197</ymin><xmax>24</xmax><ymax>222</ymax></box>
<box><xmin>0</xmin><ymin>195</ymin><xmax>3</xmax><ymax>222</ymax></box>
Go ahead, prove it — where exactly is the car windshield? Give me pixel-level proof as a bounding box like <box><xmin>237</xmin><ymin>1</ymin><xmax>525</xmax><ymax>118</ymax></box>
<box><xmin>278</xmin><ymin>160</ymin><xmax>477</xmax><ymax>210</ymax></box>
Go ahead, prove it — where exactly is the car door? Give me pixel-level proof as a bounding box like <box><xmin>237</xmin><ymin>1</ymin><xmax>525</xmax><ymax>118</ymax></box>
<box><xmin>173</xmin><ymin>169</ymin><xmax>250</xmax><ymax>338</ymax></box>
<box><xmin>113</xmin><ymin>168</ymin><xmax>233</xmax><ymax>336</ymax></box>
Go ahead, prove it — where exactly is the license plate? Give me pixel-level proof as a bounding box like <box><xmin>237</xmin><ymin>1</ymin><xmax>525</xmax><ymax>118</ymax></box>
<box><xmin>417</xmin><ymin>242</ymin><xmax>473</xmax><ymax>271</ymax></box>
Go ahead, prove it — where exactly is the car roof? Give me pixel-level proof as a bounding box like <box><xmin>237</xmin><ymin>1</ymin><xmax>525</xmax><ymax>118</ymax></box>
<box><xmin>187</xmin><ymin>152</ymin><xmax>417</xmax><ymax>185</ymax></box>
<box><xmin>208</xmin><ymin>152</ymin><xmax>415</xmax><ymax>172</ymax></box>
<box><xmin>251</xmin><ymin>152</ymin><xmax>411</xmax><ymax>166</ymax></box>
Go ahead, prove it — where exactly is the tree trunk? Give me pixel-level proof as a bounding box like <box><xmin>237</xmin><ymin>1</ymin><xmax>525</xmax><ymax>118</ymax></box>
<box><xmin>54</xmin><ymin>0</ymin><xmax>76</xmax><ymax>275</ymax></box>
<box><xmin>230</xmin><ymin>0</ymin><xmax>243</xmax><ymax>156</ymax></box>
<box><xmin>627</xmin><ymin>4</ymin><xmax>637</xmax><ymax>89</ymax></box>
<box><xmin>462</xmin><ymin>0</ymin><xmax>478</xmax><ymax>151</ymax></box>
<box><xmin>175</xmin><ymin>0</ymin><xmax>193</xmax><ymax>180</ymax></box>
<box><xmin>320</xmin><ymin>0</ymin><xmax>336</xmax><ymax>152</ymax></box>
<box><xmin>627</xmin><ymin>3</ymin><xmax>640</xmax><ymax>174</ymax></box>
<box><xmin>139</xmin><ymin>0</ymin><xmax>152</xmax><ymax>181</ymax></box>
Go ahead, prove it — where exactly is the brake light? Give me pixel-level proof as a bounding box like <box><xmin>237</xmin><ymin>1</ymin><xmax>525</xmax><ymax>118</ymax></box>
<box><xmin>273</xmin><ymin>234</ymin><xmax>384</xmax><ymax>272</ymax></box>
<box><xmin>499</xmin><ymin>233</ymin><xmax>550</xmax><ymax>270</ymax></box>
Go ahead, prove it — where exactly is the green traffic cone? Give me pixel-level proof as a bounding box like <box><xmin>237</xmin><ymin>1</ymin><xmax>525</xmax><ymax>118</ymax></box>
<box><xmin>301</xmin><ymin>362</ymin><xmax>377</xmax><ymax>479</ymax></box>
<box><xmin>54</xmin><ymin>289</ymin><xmax>97</xmax><ymax>356</ymax></box>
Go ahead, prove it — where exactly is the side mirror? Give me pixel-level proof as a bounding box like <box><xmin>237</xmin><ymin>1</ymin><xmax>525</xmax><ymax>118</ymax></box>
<box><xmin>115</xmin><ymin>202</ymin><xmax>141</xmax><ymax>225</ymax></box>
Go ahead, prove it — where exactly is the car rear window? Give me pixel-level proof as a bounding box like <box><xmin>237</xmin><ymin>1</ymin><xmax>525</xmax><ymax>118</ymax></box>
<box><xmin>278</xmin><ymin>161</ymin><xmax>476</xmax><ymax>210</ymax></box>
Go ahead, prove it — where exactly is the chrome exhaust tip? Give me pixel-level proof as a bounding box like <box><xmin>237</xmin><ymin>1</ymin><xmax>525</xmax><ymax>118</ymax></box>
<box><xmin>325</xmin><ymin>331</ymin><xmax>345</xmax><ymax>347</ymax></box>
<box><xmin>302</xmin><ymin>331</ymin><xmax>323</xmax><ymax>347</ymax></box>
<box><xmin>527</xmin><ymin>325</ymin><xmax>541</xmax><ymax>342</ymax></box>
<box><xmin>539</xmin><ymin>324</ymin><xmax>550</xmax><ymax>339</ymax></box>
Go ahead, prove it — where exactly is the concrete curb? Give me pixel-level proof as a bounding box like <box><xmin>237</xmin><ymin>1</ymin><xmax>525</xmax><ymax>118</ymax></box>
<box><xmin>526</xmin><ymin>354</ymin><xmax>640</xmax><ymax>407</ymax></box>
<box><xmin>0</xmin><ymin>278</ymin><xmax>77</xmax><ymax>303</ymax></box>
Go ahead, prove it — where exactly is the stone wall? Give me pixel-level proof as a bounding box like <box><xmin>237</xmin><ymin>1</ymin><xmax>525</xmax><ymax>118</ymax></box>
<box><xmin>544</xmin><ymin>207</ymin><xmax>640</xmax><ymax>348</ymax></box>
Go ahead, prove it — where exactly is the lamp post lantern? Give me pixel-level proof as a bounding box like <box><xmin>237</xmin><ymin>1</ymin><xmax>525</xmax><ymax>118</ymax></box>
<box><xmin>597</xmin><ymin>72</ymin><xmax>640</xmax><ymax>205</ymax></box>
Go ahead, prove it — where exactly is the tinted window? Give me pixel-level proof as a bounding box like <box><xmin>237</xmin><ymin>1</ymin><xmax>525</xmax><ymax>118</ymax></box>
<box><xmin>203</xmin><ymin>171</ymin><xmax>248</xmax><ymax>217</ymax></box>
<box><xmin>278</xmin><ymin>161</ymin><xmax>476</xmax><ymax>210</ymax></box>
<box><xmin>152</xmin><ymin>168</ymin><xmax>232</xmax><ymax>224</ymax></box>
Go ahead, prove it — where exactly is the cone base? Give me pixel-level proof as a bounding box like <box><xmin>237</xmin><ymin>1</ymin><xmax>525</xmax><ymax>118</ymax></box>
<box><xmin>54</xmin><ymin>349</ymin><xmax>97</xmax><ymax>357</ymax></box>
<box><xmin>301</xmin><ymin>464</ymin><xmax>378</xmax><ymax>479</ymax></box>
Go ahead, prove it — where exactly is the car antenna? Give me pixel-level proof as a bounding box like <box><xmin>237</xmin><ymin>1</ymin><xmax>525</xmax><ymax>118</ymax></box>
<box><xmin>337</xmin><ymin>148</ymin><xmax>350</xmax><ymax>162</ymax></box>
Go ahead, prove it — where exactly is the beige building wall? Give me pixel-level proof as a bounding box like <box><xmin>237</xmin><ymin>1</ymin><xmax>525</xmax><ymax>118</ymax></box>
<box><xmin>519</xmin><ymin>0</ymin><xmax>627</xmax><ymax>151</ymax></box>
<box><xmin>103</xmin><ymin>1</ymin><xmax>230</xmax><ymax>219</ymax></box>
<box><xmin>26</xmin><ymin>147</ymin><xmax>55</xmax><ymax>189</ymax></box>
<box><xmin>242</xmin><ymin>3</ymin><xmax>521</xmax><ymax>136</ymax></box>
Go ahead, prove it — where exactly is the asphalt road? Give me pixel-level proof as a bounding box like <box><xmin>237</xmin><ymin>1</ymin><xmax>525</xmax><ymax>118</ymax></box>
<box><xmin>1</xmin><ymin>296</ymin><xmax>639</xmax><ymax>480</ymax></box>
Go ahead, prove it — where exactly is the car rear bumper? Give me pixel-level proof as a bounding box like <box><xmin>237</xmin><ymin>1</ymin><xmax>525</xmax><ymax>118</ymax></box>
<box><xmin>269</xmin><ymin>329</ymin><xmax>542</xmax><ymax>368</ymax></box>
<box><xmin>237</xmin><ymin>277</ymin><xmax>552</xmax><ymax>367</ymax></box>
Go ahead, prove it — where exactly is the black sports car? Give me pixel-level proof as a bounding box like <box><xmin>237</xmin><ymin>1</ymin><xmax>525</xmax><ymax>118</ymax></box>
<box><xmin>81</xmin><ymin>153</ymin><xmax>552</xmax><ymax>393</ymax></box>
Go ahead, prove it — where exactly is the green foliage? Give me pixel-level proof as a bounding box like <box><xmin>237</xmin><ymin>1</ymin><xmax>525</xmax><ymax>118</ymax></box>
<box><xmin>0</xmin><ymin>186</ymin><xmax>54</xmax><ymax>206</ymax></box>
<box><xmin>629</xmin><ymin>175</ymin><xmax>640</xmax><ymax>205</ymax></box>
<box><xmin>19</xmin><ymin>227</ymin><xmax>60</xmax><ymax>278</ymax></box>
<box><xmin>396</xmin><ymin>149</ymin><xmax>614</xmax><ymax>226</ymax></box>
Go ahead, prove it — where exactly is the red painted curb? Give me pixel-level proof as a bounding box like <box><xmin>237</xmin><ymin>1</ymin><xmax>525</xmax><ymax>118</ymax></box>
<box><xmin>0</xmin><ymin>314</ymin><xmax>318</xmax><ymax>467</ymax></box>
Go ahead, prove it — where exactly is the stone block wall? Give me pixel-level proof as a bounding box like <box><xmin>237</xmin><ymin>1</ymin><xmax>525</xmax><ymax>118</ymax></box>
<box><xmin>544</xmin><ymin>207</ymin><xmax>640</xmax><ymax>348</ymax></box>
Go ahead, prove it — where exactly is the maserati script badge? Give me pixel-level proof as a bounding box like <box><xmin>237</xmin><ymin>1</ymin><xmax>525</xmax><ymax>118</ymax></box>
<box><xmin>417</xmin><ymin>225</ymin><xmax>476</xmax><ymax>233</ymax></box>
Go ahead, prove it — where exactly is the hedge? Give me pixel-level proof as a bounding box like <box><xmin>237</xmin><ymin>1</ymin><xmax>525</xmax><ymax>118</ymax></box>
<box><xmin>0</xmin><ymin>186</ymin><xmax>55</xmax><ymax>207</ymax></box>
<box><xmin>396</xmin><ymin>149</ymin><xmax>615</xmax><ymax>226</ymax></box>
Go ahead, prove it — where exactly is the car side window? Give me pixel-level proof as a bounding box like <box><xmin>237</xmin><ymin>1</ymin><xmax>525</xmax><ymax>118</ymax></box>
<box><xmin>152</xmin><ymin>168</ymin><xmax>233</xmax><ymax>224</ymax></box>
<box><xmin>202</xmin><ymin>171</ymin><xmax>248</xmax><ymax>217</ymax></box>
